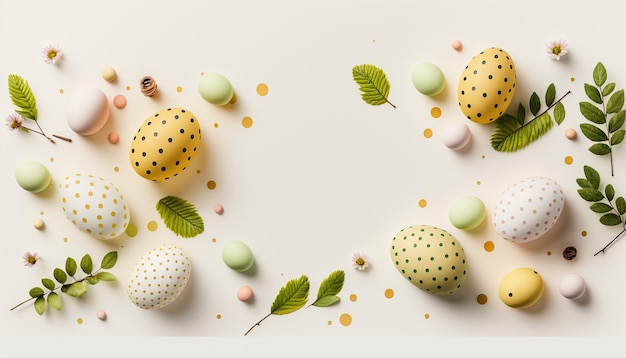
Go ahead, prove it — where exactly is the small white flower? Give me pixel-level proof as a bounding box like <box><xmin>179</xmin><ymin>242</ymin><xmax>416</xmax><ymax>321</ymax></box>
<box><xmin>23</xmin><ymin>252</ymin><xmax>40</xmax><ymax>267</ymax></box>
<box><xmin>5</xmin><ymin>112</ymin><xmax>24</xmax><ymax>130</ymax></box>
<box><xmin>546</xmin><ymin>39</ymin><xmax>568</xmax><ymax>60</ymax></box>
<box><xmin>42</xmin><ymin>43</ymin><xmax>63</xmax><ymax>64</ymax></box>
<box><xmin>352</xmin><ymin>252</ymin><xmax>369</xmax><ymax>271</ymax></box>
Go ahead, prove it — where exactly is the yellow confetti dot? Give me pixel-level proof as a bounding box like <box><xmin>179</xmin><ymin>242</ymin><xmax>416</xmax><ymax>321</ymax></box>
<box><xmin>418</xmin><ymin>199</ymin><xmax>427</xmax><ymax>208</ymax></box>
<box><xmin>216</xmin><ymin>314</ymin><xmax>222</xmax><ymax>319</ymax></box>
<box><xmin>481</xmin><ymin>155</ymin><xmax>486</xmax><ymax>159</ymax></box>
<box><xmin>147</xmin><ymin>221</ymin><xmax>158</xmax><ymax>231</ymax></box>
<box><xmin>63</xmin><ymin>237</ymin><xmax>68</xmax><ymax>243</ymax></box>
<box><xmin>423</xmin><ymin>128</ymin><xmax>433</xmax><ymax>138</ymax></box>
<box><xmin>214</xmin><ymin>123</ymin><xmax>219</xmax><ymax>128</ymax></box>
<box><xmin>384</xmin><ymin>288</ymin><xmax>394</xmax><ymax>299</ymax></box>
<box><xmin>349</xmin><ymin>294</ymin><xmax>357</xmax><ymax>302</ymax></box>
<box><xmin>242</xmin><ymin>116</ymin><xmax>253</xmax><ymax>128</ymax></box>
<box><xmin>49</xmin><ymin>157</ymin><xmax>55</xmax><ymax>162</ymax></box>
<box><xmin>339</xmin><ymin>313</ymin><xmax>352</xmax><ymax>326</ymax></box>
<box><xmin>424</xmin><ymin>314</ymin><xmax>430</xmax><ymax>319</ymax></box>
<box><xmin>59</xmin><ymin>89</ymin><xmax>64</xmax><ymax>94</ymax></box>
<box><xmin>582</xmin><ymin>230</ymin><xmax>587</xmax><ymax>237</ymax></box>
<box><xmin>126</xmin><ymin>223</ymin><xmax>138</xmax><ymax>237</ymax></box>
<box><xmin>114</xmin><ymin>166</ymin><xmax>119</xmax><ymax>172</ymax></box>
<box><xmin>430</xmin><ymin>107</ymin><xmax>441</xmax><ymax>118</ymax></box>
<box><xmin>176</xmin><ymin>86</ymin><xmax>183</xmax><ymax>93</ymax></box>
<box><xmin>477</xmin><ymin>294</ymin><xmax>488</xmax><ymax>304</ymax></box>
<box><xmin>212</xmin><ymin>238</ymin><xmax>217</xmax><ymax>243</ymax></box>
<box><xmin>207</xmin><ymin>180</ymin><xmax>217</xmax><ymax>190</ymax></box>
<box><xmin>256</xmin><ymin>83</ymin><xmax>269</xmax><ymax>96</ymax></box>
<box><xmin>571</xmin><ymin>77</ymin><xmax>576</xmax><ymax>82</ymax></box>
<box><xmin>77</xmin><ymin>318</ymin><xmax>83</xmax><ymax>324</ymax></box>
<box><xmin>483</xmin><ymin>241</ymin><xmax>494</xmax><ymax>252</ymax></box>
<box><xmin>547</xmin><ymin>251</ymin><xmax>552</xmax><ymax>256</ymax></box>
<box><xmin>200</xmin><ymin>72</ymin><xmax>205</xmax><ymax>76</ymax></box>
<box><xmin>126</xmin><ymin>85</ymin><xmax>131</xmax><ymax>91</ymax></box>
<box><xmin>564</xmin><ymin>156</ymin><xmax>573</xmax><ymax>165</ymax></box>
<box><xmin>476</xmin><ymin>180</ymin><xmax>481</xmax><ymax>185</ymax></box>
<box><xmin>327</xmin><ymin>320</ymin><xmax>332</xmax><ymax>326</ymax></box>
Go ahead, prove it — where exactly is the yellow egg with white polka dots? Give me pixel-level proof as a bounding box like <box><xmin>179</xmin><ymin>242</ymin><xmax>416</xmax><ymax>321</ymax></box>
<box><xmin>129</xmin><ymin>107</ymin><xmax>201</xmax><ymax>181</ymax></box>
<box><xmin>457</xmin><ymin>47</ymin><xmax>516</xmax><ymax>124</ymax></box>
<box><xmin>58</xmin><ymin>173</ymin><xmax>130</xmax><ymax>240</ymax></box>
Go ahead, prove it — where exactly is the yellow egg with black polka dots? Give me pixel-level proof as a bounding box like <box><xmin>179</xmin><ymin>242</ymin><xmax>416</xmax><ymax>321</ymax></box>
<box><xmin>457</xmin><ymin>47</ymin><xmax>516</xmax><ymax>124</ymax></box>
<box><xmin>129</xmin><ymin>107</ymin><xmax>201</xmax><ymax>181</ymax></box>
<box><xmin>58</xmin><ymin>173</ymin><xmax>130</xmax><ymax>240</ymax></box>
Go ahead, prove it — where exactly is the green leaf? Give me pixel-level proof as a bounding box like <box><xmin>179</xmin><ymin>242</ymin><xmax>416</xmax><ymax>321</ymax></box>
<box><xmin>66</xmin><ymin>257</ymin><xmax>77</xmax><ymax>277</ymax></box>
<box><xmin>593</xmin><ymin>62</ymin><xmax>607</xmax><ymax>87</ymax></box>
<box><xmin>609</xmin><ymin>110</ymin><xmax>626</xmax><ymax>133</ymax></box>
<box><xmin>85</xmin><ymin>276</ymin><xmax>100</xmax><ymax>285</ymax></box>
<box><xmin>65</xmin><ymin>282</ymin><xmax>88</xmax><ymax>297</ymax></box>
<box><xmin>553</xmin><ymin>102</ymin><xmax>566</xmax><ymax>125</ymax></box>
<box><xmin>578</xmin><ymin>188</ymin><xmax>604</xmax><ymax>202</ymax></box>
<box><xmin>491</xmin><ymin>112</ymin><xmax>553</xmax><ymax>152</ymax></box>
<box><xmin>576</xmin><ymin>178</ymin><xmax>594</xmax><ymax>189</ymax></box>
<box><xmin>584</xmin><ymin>83</ymin><xmax>602</xmax><ymax>104</ymax></box>
<box><xmin>60</xmin><ymin>284</ymin><xmax>70</xmax><ymax>293</ymax></box>
<box><xmin>589</xmin><ymin>143</ymin><xmax>611</xmax><ymax>155</ymax></box>
<box><xmin>53</xmin><ymin>268</ymin><xmax>67</xmax><ymax>284</ymax></box>
<box><xmin>584</xmin><ymin>165</ymin><xmax>601</xmax><ymax>189</ymax></box>
<box><xmin>606</xmin><ymin>89</ymin><xmax>624</xmax><ymax>114</ymax></box>
<box><xmin>47</xmin><ymin>292</ymin><xmax>62</xmax><ymax>311</ymax></box>
<box><xmin>352</xmin><ymin>64</ymin><xmax>395</xmax><ymax>108</ymax></box>
<box><xmin>611</xmin><ymin>130</ymin><xmax>625</xmax><ymax>145</ymax></box>
<box><xmin>34</xmin><ymin>296</ymin><xmax>46</xmax><ymax>315</ymax></box>
<box><xmin>312</xmin><ymin>270</ymin><xmax>345</xmax><ymax>307</ymax></box>
<box><xmin>29</xmin><ymin>287</ymin><xmax>44</xmax><ymax>298</ymax></box>
<box><xmin>580</xmin><ymin>123</ymin><xmax>608</xmax><ymax>142</ymax></box>
<box><xmin>156</xmin><ymin>196</ymin><xmax>205</xmax><ymax>238</ymax></box>
<box><xmin>606</xmin><ymin>184</ymin><xmax>615</xmax><ymax>201</ymax></box>
<box><xmin>42</xmin><ymin>278</ymin><xmax>55</xmax><ymax>291</ymax></box>
<box><xmin>100</xmin><ymin>251</ymin><xmax>118</xmax><ymax>270</ymax></box>
<box><xmin>516</xmin><ymin>104</ymin><xmax>525</xmax><ymax>125</ymax></box>
<box><xmin>545</xmin><ymin>83</ymin><xmax>556</xmax><ymax>107</ymax></box>
<box><xmin>529</xmin><ymin>92</ymin><xmax>541</xmax><ymax>116</ymax></box>
<box><xmin>600</xmin><ymin>213</ymin><xmax>622</xmax><ymax>226</ymax></box>
<box><xmin>590</xmin><ymin>203</ymin><xmax>613</xmax><ymax>213</ymax></box>
<box><xmin>95</xmin><ymin>272</ymin><xmax>117</xmax><ymax>281</ymax></box>
<box><xmin>616</xmin><ymin>197</ymin><xmax>626</xmax><ymax>215</ymax></box>
<box><xmin>312</xmin><ymin>295</ymin><xmax>340</xmax><ymax>307</ymax></box>
<box><xmin>8</xmin><ymin>74</ymin><xmax>38</xmax><ymax>120</ymax></box>
<box><xmin>80</xmin><ymin>254</ymin><xmax>93</xmax><ymax>275</ymax></box>
<box><xmin>579</xmin><ymin>102</ymin><xmax>606</xmax><ymax>124</ymax></box>
<box><xmin>270</xmin><ymin>275</ymin><xmax>309</xmax><ymax>315</ymax></box>
<box><xmin>603</xmin><ymin>82</ymin><xmax>616</xmax><ymax>97</ymax></box>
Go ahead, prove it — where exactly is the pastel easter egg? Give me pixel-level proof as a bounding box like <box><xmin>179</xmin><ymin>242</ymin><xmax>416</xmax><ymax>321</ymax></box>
<box><xmin>222</xmin><ymin>240</ymin><xmax>255</xmax><ymax>272</ymax></box>
<box><xmin>458</xmin><ymin>47</ymin><xmax>516</xmax><ymax>124</ymax></box>
<box><xmin>498</xmin><ymin>267</ymin><xmax>544</xmax><ymax>309</ymax></box>
<box><xmin>67</xmin><ymin>87</ymin><xmax>110</xmax><ymax>135</ymax></box>
<box><xmin>129</xmin><ymin>107</ymin><xmax>201</xmax><ymax>181</ymax></box>
<box><xmin>15</xmin><ymin>160</ymin><xmax>51</xmax><ymax>193</ymax></box>
<box><xmin>198</xmin><ymin>72</ymin><xmax>233</xmax><ymax>106</ymax></box>
<box><xmin>127</xmin><ymin>244</ymin><xmax>192</xmax><ymax>310</ymax></box>
<box><xmin>449</xmin><ymin>196</ymin><xmax>486</xmax><ymax>230</ymax></box>
<box><xmin>559</xmin><ymin>273</ymin><xmax>587</xmax><ymax>300</ymax></box>
<box><xmin>58</xmin><ymin>173</ymin><xmax>129</xmax><ymax>240</ymax></box>
<box><xmin>492</xmin><ymin>177</ymin><xmax>564</xmax><ymax>244</ymax></box>
<box><xmin>390</xmin><ymin>225</ymin><xmax>468</xmax><ymax>295</ymax></box>
<box><xmin>442</xmin><ymin>122</ymin><xmax>471</xmax><ymax>150</ymax></box>
<box><xmin>411</xmin><ymin>62</ymin><xmax>446</xmax><ymax>96</ymax></box>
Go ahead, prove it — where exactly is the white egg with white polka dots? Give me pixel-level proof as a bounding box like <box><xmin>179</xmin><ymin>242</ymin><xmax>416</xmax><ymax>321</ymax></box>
<box><xmin>127</xmin><ymin>244</ymin><xmax>192</xmax><ymax>310</ymax></box>
<box><xmin>58</xmin><ymin>173</ymin><xmax>130</xmax><ymax>240</ymax></box>
<box><xmin>491</xmin><ymin>177</ymin><xmax>564</xmax><ymax>244</ymax></box>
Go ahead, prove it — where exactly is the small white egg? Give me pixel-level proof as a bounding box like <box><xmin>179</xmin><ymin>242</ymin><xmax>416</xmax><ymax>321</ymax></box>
<box><xmin>559</xmin><ymin>273</ymin><xmax>586</xmax><ymax>300</ymax></box>
<box><xmin>442</xmin><ymin>122</ymin><xmax>471</xmax><ymax>150</ymax></box>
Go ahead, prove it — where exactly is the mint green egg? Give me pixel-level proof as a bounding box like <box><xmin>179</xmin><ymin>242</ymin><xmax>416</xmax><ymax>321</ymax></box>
<box><xmin>15</xmin><ymin>160</ymin><xmax>51</xmax><ymax>193</ymax></box>
<box><xmin>411</xmin><ymin>62</ymin><xmax>446</xmax><ymax>96</ymax></box>
<box><xmin>222</xmin><ymin>240</ymin><xmax>254</xmax><ymax>272</ymax></box>
<box><xmin>198</xmin><ymin>72</ymin><xmax>233</xmax><ymax>106</ymax></box>
<box><xmin>449</xmin><ymin>196</ymin><xmax>486</xmax><ymax>230</ymax></box>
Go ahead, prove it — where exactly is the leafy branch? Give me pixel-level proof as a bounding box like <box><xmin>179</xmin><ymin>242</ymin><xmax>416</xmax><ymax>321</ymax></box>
<box><xmin>491</xmin><ymin>83</ymin><xmax>570</xmax><ymax>152</ymax></box>
<box><xmin>156</xmin><ymin>196</ymin><xmax>204</xmax><ymax>238</ymax></box>
<box><xmin>579</xmin><ymin>62</ymin><xmax>626</xmax><ymax>177</ymax></box>
<box><xmin>244</xmin><ymin>270</ymin><xmax>344</xmax><ymax>336</ymax></box>
<box><xmin>352</xmin><ymin>64</ymin><xmax>396</xmax><ymax>108</ymax></box>
<box><xmin>10</xmin><ymin>251</ymin><xmax>118</xmax><ymax>315</ymax></box>
<box><xmin>576</xmin><ymin>165</ymin><xmax>626</xmax><ymax>255</ymax></box>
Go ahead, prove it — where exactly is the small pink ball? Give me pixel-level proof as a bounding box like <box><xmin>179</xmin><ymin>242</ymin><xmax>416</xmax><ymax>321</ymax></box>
<box><xmin>113</xmin><ymin>94</ymin><xmax>127</xmax><ymax>109</ymax></box>
<box><xmin>214</xmin><ymin>204</ymin><xmax>224</xmax><ymax>215</ymax></box>
<box><xmin>452</xmin><ymin>40</ymin><xmax>463</xmax><ymax>51</ymax></box>
<box><xmin>237</xmin><ymin>285</ymin><xmax>253</xmax><ymax>302</ymax></box>
<box><xmin>565</xmin><ymin>128</ymin><xmax>577</xmax><ymax>139</ymax></box>
<box><xmin>108</xmin><ymin>132</ymin><xmax>119</xmax><ymax>144</ymax></box>
<box><xmin>96</xmin><ymin>309</ymin><xmax>107</xmax><ymax>320</ymax></box>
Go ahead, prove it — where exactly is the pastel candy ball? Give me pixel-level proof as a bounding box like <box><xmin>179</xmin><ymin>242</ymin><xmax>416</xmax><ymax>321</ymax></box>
<box><xmin>101</xmin><ymin>66</ymin><xmax>117</xmax><ymax>82</ymax></box>
<box><xmin>442</xmin><ymin>122</ymin><xmax>471</xmax><ymax>150</ymax></box>
<box><xmin>237</xmin><ymin>285</ymin><xmax>254</xmax><ymax>302</ymax></box>
<box><xmin>15</xmin><ymin>161</ymin><xmax>51</xmax><ymax>193</ymax></box>
<box><xmin>222</xmin><ymin>240</ymin><xmax>255</xmax><ymax>272</ymax></box>
<box><xmin>198</xmin><ymin>72</ymin><xmax>233</xmax><ymax>106</ymax></box>
<box><xmin>411</xmin><ymin>62</ymin><xmax>446</xmax><ymax>96</ymax></box>
<box><xmin>498</xmin><ymin>268</ymin><xmax>544</xmax><ymax>309</ymax></box>
<box><xmin>559</xmin><ymin>273</ymin><xmax>587</xmax><ymax>300</ymax></box>
<box><xmin>449</xmin><ymin>196</ymin><xmax>486</xmax><ymax>230</ymax></box>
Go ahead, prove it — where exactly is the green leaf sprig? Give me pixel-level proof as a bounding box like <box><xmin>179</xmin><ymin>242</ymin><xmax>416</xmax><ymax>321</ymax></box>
<box><xmin>156</xmin><ymin>196</ymin><xmax>205</xmax><ymax>238</ymax></box>
<box><xmin>7</xmin><ymin>74</ymin><xmax>71</xmax><ymax>143</ymax></box>
<box><xmin>10</xmin><ymin>251</ymin><xmax>118</xmax><ymax>315</ymax></box>
<box><xmin>576</xmin><ymin>165</ymin><xmax>626</xmax><ymax>255</ymax></box>
<box><xmin>490</xmin><ymin>83</ymin><xmax>570</xmax><ymax>152</ymax></box>
<box><xmin>244</xmin><ymin>270</ymin><xmax>345</xmax><ymax>336</ymax></box>
<box><xmin>579</xmin><ymin>62</ymin><xmax>626</xmax><ymax>177</ymax></box>
<box><xmin>352</xmin><ymin>64</ymin><xmax>396</xmax><ymax>108</ymax></box>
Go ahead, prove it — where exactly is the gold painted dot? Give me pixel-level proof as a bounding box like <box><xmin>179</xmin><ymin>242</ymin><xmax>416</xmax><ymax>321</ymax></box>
<box><xmin>384</xmin><ymin>288</ymin><xmax>394</xmax><ymax>299</ymax></box>
<box><xmin>125</xmin><ymin>85</ymin><xmax>131</xmax><ymax>91</ymax></box>
<box><xmin>430</xmin><ymin>107</ymin><xmax>441</xmax><ymax>118</ymax></box>
<box><xmin>214</xmin><ymin>123</ymin><xmax>219</xmax><ymax>128</ymax></box>
<box><xmin>423</xmin><ymin>128</ymin><xmax>433</xmax><ymax>138</ymax></box>
<box><xmin>77</xmin><ymin>318</ymin><xmax>83</xmax><ymax>324</ymax></box>
<box><xmin>571</xmin><ymin>77</ymin><xmax>575</xmax><ymax>82</ymax></box>
<box><xmin>349</xmin><ymin>294</ymin><xmax>357</xmax><ymax>302</ymax></box>
<box><xmin>481</xmin><ymin>155</ymin><xmax>486</xmax><ymax>159</ymax></box>
<box><xmin>547</xmin><ymin>251</ymin><xmax>552</xmax><ymax>256</ymax></box>
<box><xmin>424</xmin><ymin>314</ymin><xmax>430</xmax><ymax>319</ymax></box>
<box><xmin>582</xmin><ymin>230</ymin><xmax>587</xmax><ymax>237</ymax></box>
<box><xmin>40</xmin><ymin>211</ymin><xmax>44</xmax><ymax>215</ymax></box>
<box><xmin>59</xmin><ymin>89</ymin><xmax>64</xmax><ymax>94</ymax></box>
<box><xmin>564</xmin><ymin>156</ymin><xmax>573</xmax><ymax>165</ymax></box>
<box><xmin>212</xmin><ymin>238</ymin><xmax>217</xmax><ymax>243</ymax></box>
<box><xmin>200</xmin><ymin>72</ymin><xmax>205</xmax><ymax>76</ymax></box>
<box><xmin>114</xmin><ymin>166</ymin><xmax>119</xmax><ymax>172</ymax></box>
<box><xmin>147</xmin><ymin>221</ymin><xmax>158</xmax><ymax>231</ymax></box>
<box><xmin>418</xmin><ymin>199</ymin><xmax>427</xmax><ymax>208</ymax></box>
<box><xmin>207</xmin><ymin>180</ymin><xmax>217</xmax><ymax>190</ymax></box>
<box><xmin>242</xmin><ymin>116</ymin><xmax>253</xmax><ymax>128</ymax></box>
<box><xmin>176</xmin><ymin>86</ymin><xmax>183</xmax><ymax>93</ymax></box>
<box><xmin>126</xmin><ymin>223</ymin><xmax>138</xmax><ymax>237</ymax></box>
<box><xmin>216</xmin><ymin>314</ymin><xmax>222</xmax><ymax>319</ymax></box>
<box><xmin>477</xmin><ymin>294</ymin><xmax>488</xmax><ymax>304</ymax></box>
<box><xmin>49</xmin><ymin>157</ymin><xmax>55</xmax><ymax>162</ymax></box>
<box><xmin>483</xmin><ymin>241</ymin><xmax>494</xmax><ymax>252</ymax></box>
<box><xmin>339</xmin><ymin>313</ymin><xmax>352</xmax><ymax>326</ymax></box>
<box><xmin>256</xmin><ymin>83</ymin><xmax>269</xmax><ymax>96</ymax></box>
<box><xmin>327</xmin><ymin>320</ymin><xmax>332</xmax><ymax>326</ymax></box>
<box><xmin>476</xmin><ymin>180</ymin><xmax>481</xmax><ymax>185</ymax></box>
<box><xmin>63</xmin><ymin>237</ymin><xmax>68</xmax><ymax>243</ymax></box>
<box><xmin>196</xmin><ymin>170</ymin><xmax>201</xmax><ymax>174</ymax></box>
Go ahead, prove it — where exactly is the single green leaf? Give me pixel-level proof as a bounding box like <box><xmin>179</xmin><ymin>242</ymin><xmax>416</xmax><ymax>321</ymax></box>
<box><xmin>100</xmin><ymin>251</ymin><xmax>118</xmax><ymax>270</ymax></box>
<box><xmin>593</xmin><ymin>62</ymin><xmax>607</xmax><ymax>87</ymax></box>
<box><xmin>606</xmin><ymin>184</ymin><xmax>616</xmax><ymax>201</ymax></box>
<box><xmin>312</xmin><ymin>295</ymin><xmax>340</xmax><ymax>308</ymax></box>
<box><xmin>8</xmin><ymin>74</ymin><xmax>38</xmax><ymax>120</ymax></box>
<box><xmin>352</xmin><ymin>64</ymin><xmax>394</xmax><ymax>108</ymax></box>
<box><xmin>65</xmin><ymin>282</ymin><xmax>88</xmax><ymax>297</ymax></box>
<box><xmin>589</xmin><ymin>143</ymin><xmax>611</xmax><ymax>155</ymax></box>
<box><xmin>576</xmin><ymin>178</ymin><xmax>594</xmax><ymax>189</ymax></box>
<box><xmin>529</xmin><ymin>92</ymin><xmax>541</xmax><ymax>116</ymax></box>
<box><xmin>314</xmin><ymin>270</ymin><xmax>345</xmax><ymax>302</ymax></box>
<box><xmin>609</xmin><ymin>111</ymin><xmax>626</xmax><ymax>133</ymax></box>
<box><xmin>270</xmin><ymin>275</ymin><xmax>309</xmax><ymax>315</ymax></box>
<box><xmin>29</xmin><ymin>287</ymin><xmax>44</xmax><ymax>298</ymax></box>
<box><xmin>578</xmin><ymin>188</ymin><xmax>604</xmax><ymax>202</ymax></box>
<box><xmin>47</xmin><ymin>292</ymin><xmax>62</xmax><ymax>311</ymax></box>
<box><xmin>606</xmin><ymin>89</ymin><xmax>624</xmax><ymax>114</ymax></box>
<box><xmin>545</xmin><ymin>83</ymin><xmax>556</xmax><ymax>106</ymax></box>
<box><xmin>584</xmin><ymin>83</ymin><xmax>602</xmax><ymax>104</ymax></box>
<box><xmin>616</xmin><ymin>197</ymin><xmax>626</xmax><ymax>215</ymax></box>
<box><xmin>553</xmin><ymin>102</ymin><xmax>565</xmax><ymax>125</ymax></box>
<box><xmin>53</xmin><ymin>268</ymin><xmax>67</xmax><ymax>284</ymax></box>
<box><xmin>80</xmin><ymin>254</ymin><xmax>93</xmax><ymax>275</ymax></box>
<box><xmin>579</xmin><ymin>102</ymin><xmax>606</xmax><ymax>124</ymax></box>
<box><xmin>156</xmin><ymin>196</ymin><xmax>205</xmax><ymax>238</ymax></box>
<box><xmin>603</xmin><ymin>82</ymin><xmax>616</xmax><ymax>97</ymax></box>
<box><xmin>491</xmin><ymin>112</ymin><xmax>553</xmax><ymax>152</ymax></box>
<box><xmin>583</xmin><ymin>165</ymin><xmax>601</xmax><ymax>189</ymax></box>
<box><xmin>34</xmin><ymin>296</ymin><xmax>46</xmax><ymax>315</ymax></box>
<box><xmin>516</xmin><ymin>104</ymin><xmax>525</xmax><ymax>125</ymax></box>
<box><xmin>60</xmin><ymin>284</ymin><xmax>71</xmax><ymax>293</ymax></box>
<box><xmin>95</xmin><ymin>272</ymin><xmax>117</xmax><ymax>281</ymax></box>
<box><xmin>580</xmin><ymin>123</ymin><xmax>608</xmax><ymax>142</ymax></box>
<box><xmin>600</xmin><ymin>213</ymin><xmax>622</xmax><ymax>226</ymax></box>
<box><xmin>85</xmin><ymin>276</ymin><xmax>100</xmax><ymax>285</ymax></box>
<box><xmin>66</xmin><ymin>257</ymin><xmax>77</xmax><ymax>277</ymax></box>
<box><xmin>590</xmin><ymin>202</ymin><xmax>613</xmax><ymax>213</ymax></box>
<box><xmin>42</xmin><ymin>278</ymin><xmax>55</xmax><ymax>291</ymax></box>
<box><xmin>611</xmin><ymin>130</ymin><xmax>625</xmax><ymax>145</ymax></box>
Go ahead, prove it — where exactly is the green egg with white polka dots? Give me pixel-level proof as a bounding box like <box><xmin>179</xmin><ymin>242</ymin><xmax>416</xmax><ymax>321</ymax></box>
<box><xmin>129</xmin><ymin>107</ymin><xmax>201</xmax><ymax>181</ymax></box>
<box><xmin>390</xmin><ymin>225</ymin><xmax>468</xmax><ymax>295</ymax></box>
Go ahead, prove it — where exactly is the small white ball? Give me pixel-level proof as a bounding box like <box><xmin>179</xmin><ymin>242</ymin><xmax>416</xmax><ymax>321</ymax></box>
<box><xmin>442</xmin><ymin>122</ymin><xmax>471</xmax><ymax>150</ymax></box>
<box><xmin>559</xmin><ymin>273</ymin><xmax>587</xmax><ymax>300</ymax></box>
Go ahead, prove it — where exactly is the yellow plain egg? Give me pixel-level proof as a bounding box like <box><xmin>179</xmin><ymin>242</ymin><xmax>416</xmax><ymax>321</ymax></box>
<box><xmin>498</xmin><ymin>267</ymin><xmax>544</xmax><ymax>309</ymax></box>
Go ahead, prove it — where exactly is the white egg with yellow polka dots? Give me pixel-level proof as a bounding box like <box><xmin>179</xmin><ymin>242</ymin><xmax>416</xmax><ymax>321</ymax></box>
<box><xmin>58</xmin><ymin>173</ymin><xmax>130</xmax><ymax>240</ymax></box>
<box><xmin>127</xmin><ymin>244</ymin><xmax>192</xmax><ymax>310</ymax></box>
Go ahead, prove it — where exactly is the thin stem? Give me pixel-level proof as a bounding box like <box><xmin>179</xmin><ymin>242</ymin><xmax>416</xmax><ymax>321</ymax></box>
<box><xmin>518</xmin><ymin>90</ymin><xmax>571</xmax><ymax>129</ymax></box>
<box><xmin>244</xmin><ymin>312</ymin><xmax>272</xmax><ymax>336</ymax></box>
<box><xmin>594</xmin><ymin>228</ymin><xmax>626</xmax><ymax>256</ymax></box>
<box><xmin>386</xmin><ymin>98</ymin><xmax>397</xmax><ymax>109</ymax></box>
<box><xmin>53</xmin><ymin>134</ymin><xmax>72</xmax><ymax>142</ymax></box>
<box><xmin>33</xmin><ymin>120</ymin><xmax>55</xmax><ymax>144</ymax></box>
